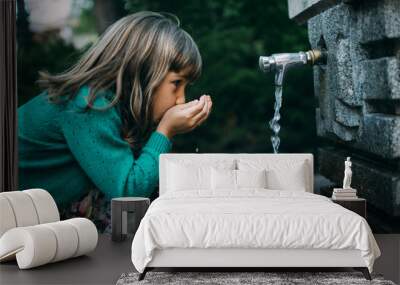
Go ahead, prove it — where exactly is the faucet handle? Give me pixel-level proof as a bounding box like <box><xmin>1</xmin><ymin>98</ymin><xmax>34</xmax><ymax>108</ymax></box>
<box><xmin>259</xmin><ymin>56</ymin><xmax>276</xmax><ymax>73</ymax></box>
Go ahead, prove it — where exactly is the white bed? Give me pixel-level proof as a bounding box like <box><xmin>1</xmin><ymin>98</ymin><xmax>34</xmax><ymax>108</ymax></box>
<box><xmin>131</xmin><ymin>154</ymin><xmax>380</xmax><ymax>280</ymax></box>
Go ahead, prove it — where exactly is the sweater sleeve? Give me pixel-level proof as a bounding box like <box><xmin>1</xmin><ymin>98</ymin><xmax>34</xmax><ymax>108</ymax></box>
<box><xmin>59</xmin><ymin>93</ymin><xmax>172</xmax><ymax>199</ymax></box>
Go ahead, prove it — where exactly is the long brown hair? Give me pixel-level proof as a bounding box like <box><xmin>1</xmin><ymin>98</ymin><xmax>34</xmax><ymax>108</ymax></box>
<box><xmin>38</xmin><ymin>11</ymin><xmax>202</xmax><ymax>156</ymax></box>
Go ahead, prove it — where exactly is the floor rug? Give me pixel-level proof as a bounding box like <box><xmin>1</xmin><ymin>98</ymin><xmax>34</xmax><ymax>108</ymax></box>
<box><xmin>116</xmin><ymin>271</ymin><xmax>396</xmax><ymax>285</ymax></box>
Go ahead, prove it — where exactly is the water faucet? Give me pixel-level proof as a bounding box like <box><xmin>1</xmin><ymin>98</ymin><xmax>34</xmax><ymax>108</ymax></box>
<box><xmin>259</xmin><ymin>48</ymin><xmax>327</xmax><ymax>154</ymax></box>
<box><xmin>259</xmin><ymin>49</ymin><xmax>327</xmax><ymax>74</ymax></box>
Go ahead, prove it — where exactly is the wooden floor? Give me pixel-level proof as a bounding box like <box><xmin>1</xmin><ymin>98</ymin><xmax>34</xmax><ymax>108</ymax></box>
<box><xmin>0</xmin><ymin>234</ymin><xmax>399</xmax><ymax>284</ymax></box>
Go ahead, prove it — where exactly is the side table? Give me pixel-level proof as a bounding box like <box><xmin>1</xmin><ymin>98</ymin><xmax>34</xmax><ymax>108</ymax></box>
<box><xmin>111</xmin><ymin>197</ymin><xmax>150</xmax><ymax>242</ymax></box>
<box><xmin>331</xmin><ymin>198</ymin><xmax>366</xmax><ymax>219</ymax></box>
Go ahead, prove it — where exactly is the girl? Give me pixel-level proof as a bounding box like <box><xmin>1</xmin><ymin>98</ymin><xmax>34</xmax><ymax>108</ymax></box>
<box><xmin>18</xmin><ymin>11</ymin><xmax>212</xmax><ymax>225</ymax></box>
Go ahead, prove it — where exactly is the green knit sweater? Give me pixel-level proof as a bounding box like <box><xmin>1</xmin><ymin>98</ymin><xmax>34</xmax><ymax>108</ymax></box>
<box><xmin>18</xmin><ymin>85</ymin><xmax>172</xmax><ymax>207</ymax></box>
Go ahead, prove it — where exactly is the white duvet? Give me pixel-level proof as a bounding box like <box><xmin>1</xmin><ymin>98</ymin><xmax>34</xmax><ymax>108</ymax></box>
<box><xmin>131</xmin><ymin>190</ymin><xmax>380</xmax><ymax>273</ymax></box>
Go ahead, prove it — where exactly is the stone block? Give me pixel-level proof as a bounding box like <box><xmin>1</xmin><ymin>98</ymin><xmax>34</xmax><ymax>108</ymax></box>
<box><xmin>334</xmin><ymin>99</ymin><xmax>361</xmax><ymax>127</ymax></box>
<box><xmin>336</xmin><ymin>39</ymin><xmax>361</xmax><ymax>106</ymax></box>
<box><xmin>288</xmin><ymin>0</ymin><xmax>320</xmax><ymax>19</ymax></box>
<box><xmin>321</xmin><ymin>4</ymin><xmax>351</xmax><ymax>46</ymax></box>
<box><xmin>308</xmin><ymin>14</ymin><xmax>323</xmax><ymax>48</ymax></box>
<box><xmin>332</xmin><ymin>121</ymin><xmax>356</xmax><ymax>141</ymax></box>
<box><xmin>356</xmin><ymin>0</ymin><xmax>400</xmax><ymax>44</ymax></box>
<box><xmin>315</xmin><ymin>108</ymin><xmax>326</xmax><ymax>137</ymax></box>
<box><xmin>357</xmin><ymin>114</ymin><xmax>400</xmax><ymax>159</ymax></box>
<box><xmin>359</xmin><ymin>57</ymin><xmax>400</xmax><ymax>100</ymax></box>
<box><xmin>288</xmin><ymin>0</ymin><xmax>343</xmax><ymax>24</ymax></box>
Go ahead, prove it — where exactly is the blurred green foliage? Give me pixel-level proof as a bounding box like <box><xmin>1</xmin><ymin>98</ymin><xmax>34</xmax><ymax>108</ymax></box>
<box><xmin>17</xmin><ymin>38</ymin><xmax>81</xmax><ymax>106</ymax></box>
<box><xmin>18</xmin><ymin>0</ymin><xmax>316</xmax><ymax>154</ymax></box>
<box><xmin>125</xmin><ymin>0</ymin><xmax>316</xmax><ymax>153</ymax></box>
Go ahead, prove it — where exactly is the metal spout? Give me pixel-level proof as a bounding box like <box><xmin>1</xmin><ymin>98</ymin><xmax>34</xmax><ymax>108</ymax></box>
<box><xmin>259</xmin><ymin>49</ymin><xmax>327</xmax><ymax>73</ymax></box>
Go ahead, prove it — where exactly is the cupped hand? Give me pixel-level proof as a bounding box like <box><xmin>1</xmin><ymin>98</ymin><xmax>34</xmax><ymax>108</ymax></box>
<box><xmin>156</xmin><ymin>94</ymin><xmax>213</xmax><ymax>139</ymax></box>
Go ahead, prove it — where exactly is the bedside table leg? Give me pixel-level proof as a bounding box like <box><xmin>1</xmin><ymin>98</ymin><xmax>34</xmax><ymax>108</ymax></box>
<box><xmin>354</xmin><ymin>267</ymin><xmax>371</xmax><ymax>280</ymax></box>
<box><xmin>138</xmin><ymin>268</ymin><xmax>148</xmax><ymax>281</ymax></box>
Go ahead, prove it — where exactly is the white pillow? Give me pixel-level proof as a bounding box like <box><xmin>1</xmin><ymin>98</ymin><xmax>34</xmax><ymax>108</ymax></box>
<box><xmin>238</xmin><ymin>159</ymin><xmax>308</xmax><ymax>191</ymax></box>
<box><xmin>267</xmin><ymin>163</ymin><xmax>307</xmax><ymax>191</ymax></box>
<box><xmin>167</xmin><ymin>162</ymin><xmax>210</xmax><ymax>191</ymax></box>
<box><xmin>211</xmin><ymin>168</ymin><xmax>236</xmax><ymax>190</ymax></box>
<box><xmin>236</xmin><ymin>169</ymin><xmax>267</xmax><ymax>189</ymax></box>
<box><xmin>166</xmin><ymin>159</ymin><xmax>236</xmax><ymax>192</ymax></box>
<box><xmin>211</xmin><ymin>168</ymin><xmax>268</xmax><ymax>190</ymax></box>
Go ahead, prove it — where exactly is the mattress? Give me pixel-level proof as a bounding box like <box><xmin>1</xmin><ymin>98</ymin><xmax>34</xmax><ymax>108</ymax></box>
<box><xmin>131</xmin><ymin>190</ymin><xmax>380</xmax><ymax>273</ymax></box>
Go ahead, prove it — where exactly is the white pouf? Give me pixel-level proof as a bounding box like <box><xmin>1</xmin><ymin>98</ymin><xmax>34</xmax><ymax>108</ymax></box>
<box><xmin>23</xmin><ymin>188</ymin><xmax>60</xmax><ymax>224</ymax></box>
<box><xmin>0</xmin><ymin>218</ymin><xmax>98</xmax><ymax>269</ymax></box>
<box><xmin>0</xmin><ymin>189</ymin><xmax>98</xmax><ymax>269</ymax></box>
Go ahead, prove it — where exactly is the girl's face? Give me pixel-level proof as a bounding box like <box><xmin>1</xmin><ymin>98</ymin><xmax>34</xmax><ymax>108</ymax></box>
<box><xmin>152</xmin><ymin>71</ymin><xmax>188</xmax><ymax>123</ymax></box>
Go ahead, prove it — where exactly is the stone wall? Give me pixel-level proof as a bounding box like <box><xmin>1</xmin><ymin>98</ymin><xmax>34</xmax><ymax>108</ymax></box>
<box><xmin>288</xmin><ymin>0</ymin><xmax>400</xmax><ymax>232</ymax></box>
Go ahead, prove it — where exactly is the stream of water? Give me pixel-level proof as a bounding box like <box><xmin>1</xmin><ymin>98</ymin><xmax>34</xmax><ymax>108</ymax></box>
<box><xmin>269</xmin><ymin>67</ymin><xmax>285</xmax><ymax>154</ymax></box>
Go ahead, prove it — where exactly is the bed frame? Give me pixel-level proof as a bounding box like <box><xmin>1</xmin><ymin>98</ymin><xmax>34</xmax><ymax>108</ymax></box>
<box><xmin>148</xmin><ymin>248</ymin><xmax>366</xmax><ymax>268</ymax></box>
<box><xmin>138</xmin><ymin>154</ymin><xmax>371</xmax><ymax>281</ymax></box>
<box><xmin>139</xmin><ymin>248</ymin><xmax>370</xmax><ymax>280</ymax></box>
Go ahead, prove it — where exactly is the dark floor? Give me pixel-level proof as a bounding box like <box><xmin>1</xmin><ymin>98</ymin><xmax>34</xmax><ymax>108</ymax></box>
<box><xmin>0</xmin><ymin>234</ymin><xmax>399</xmax><ymax>285</ymax></box>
